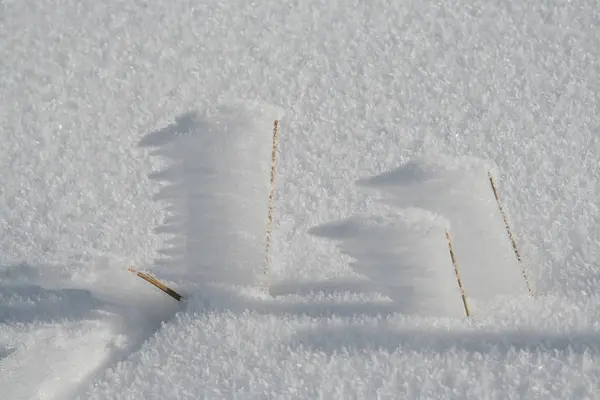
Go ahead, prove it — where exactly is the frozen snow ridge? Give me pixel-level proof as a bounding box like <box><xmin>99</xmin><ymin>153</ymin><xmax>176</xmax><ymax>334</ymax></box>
<box><xmin>311</xmin><ymin>211</ymin><xmax>465</xmax><ymax>317</ymax></box>
<box><xmin>140</xmin><ymin>102</ymin><xmax>285</xmax><ymax>291</ymax></box>
<box><xmin>313</xmin><ymin>156</ymin><xmax>530</xmax><ymax>317</ymax></box>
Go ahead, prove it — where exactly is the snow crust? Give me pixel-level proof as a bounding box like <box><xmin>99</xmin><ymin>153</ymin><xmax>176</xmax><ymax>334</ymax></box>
<box><xmin>1</xmin><ymin>0</ymin><xmax>600</xmax><ymax>398</ymax></box>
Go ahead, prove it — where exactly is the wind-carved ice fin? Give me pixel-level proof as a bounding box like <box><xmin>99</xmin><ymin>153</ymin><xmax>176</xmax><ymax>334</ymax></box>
<box><xmin>358</xmin><ymin>156</ymin><xmax>527</xmax><ymax>303</ymax></box>
<box><xmin>311</xmin><ymin>210</ymin><xmax>465</xmax><ymax>318</ymax></box>
<box><xmin>140</xmin><ymin>102</ymin><xmax>285</xmax><ymax>289</ymax></box>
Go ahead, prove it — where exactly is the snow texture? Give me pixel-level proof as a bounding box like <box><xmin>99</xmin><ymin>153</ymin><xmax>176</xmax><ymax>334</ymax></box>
<box><xmin>1</xmin><ymin>0</ymin><xmax>600</xmax><ymax>398</ymax></box>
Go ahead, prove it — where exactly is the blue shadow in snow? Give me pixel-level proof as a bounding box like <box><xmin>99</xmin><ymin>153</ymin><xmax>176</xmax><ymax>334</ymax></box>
<box><xmin>0</xmin><ymin>263</ymin><xmax>102</xmax><ymax>324</ymax></box>
<box><xmin>0</xmin><ymin>347</ymin><xmax>16</xmax><ymax>360</ymax></box>
<box><xmin>292</xmin><ymin>324</ymin><xmax>600</xmax><ymax>355</ymax></box>
<box><xmin>0</xmin><ymin>284</ymin><xmax>102</xmax><ymax>324</ymax></box>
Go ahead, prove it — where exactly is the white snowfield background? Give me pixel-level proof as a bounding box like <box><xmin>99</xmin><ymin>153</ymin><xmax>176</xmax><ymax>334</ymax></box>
<box><xmin>1</xmin><ymin>0</ymin><xmax>600</xmax><ymax>399</ymax></box>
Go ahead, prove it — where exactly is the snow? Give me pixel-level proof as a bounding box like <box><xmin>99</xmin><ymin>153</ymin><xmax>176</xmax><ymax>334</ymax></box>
<box><xmin>1</xmin><ymin>0</ymin><xmax>600</xmax><ymax>399</ymax></box>
<box><xmin>141</xmin><ymin>103</ymin><xmax>284</xmax><ymax>287</ymax></box>
<box><xmin>359</xmin><ymin>158</ymin><xmax>529</xmax><ymax>302</ymax></box>
<box><xmin>312</xmin><ymin>210</ymin><xmax>465</xmax><ymax>318</ymax></box>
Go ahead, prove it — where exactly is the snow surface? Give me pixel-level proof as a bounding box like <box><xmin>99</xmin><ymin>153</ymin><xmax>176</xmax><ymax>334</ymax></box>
<box><xmin>1</xmin><ymin>0</ymin><xmax>600</xmax><ymax>399</ymax></box>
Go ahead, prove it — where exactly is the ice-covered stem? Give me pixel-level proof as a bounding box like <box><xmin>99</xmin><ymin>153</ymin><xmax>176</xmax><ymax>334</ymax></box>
<box><xmin>262</xmin><ymin>120</ymin><xmax>279</xmax><ymax>293</ymax></box>
<box><xmin>488</xmin><ymin>171</ymin><xmax>534</xmax><ymax>297</ymax></box>
<box><xmin>128</xmin><ymin>267</ymin><xmax>183</xmax><ymax>301</ymax></box>
<box><xmin>445</xmin><ymin>231</ymin><xmax>471</xmax><ymax>317</ymax></box>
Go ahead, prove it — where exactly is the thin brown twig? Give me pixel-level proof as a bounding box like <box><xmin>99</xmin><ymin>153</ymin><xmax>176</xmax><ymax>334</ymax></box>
<box><xmin>128</xmin><ymin>267</ymin><xmax>183</xmax><ymax>301</ymax></box>
<box><xmin>262</xmin><ymin>120</ymin><xmax>279</xmax><ymax>293</ymax></box>
<box><xmin>445</xmin><ymin>231</ymin><xmax>471</xmax><ymax>317</ymax></box>
<box><xmin>488</xmin><ymin>172</ymin><xmax>534</xmax><ymax>296</ymax></box>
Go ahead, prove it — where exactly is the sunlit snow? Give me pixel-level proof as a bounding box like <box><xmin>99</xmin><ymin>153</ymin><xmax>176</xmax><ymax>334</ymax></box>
<box><xmin>1</xmin><ymin>0</ymin><xmax>599</xmax><ymax>399</ymax></box>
